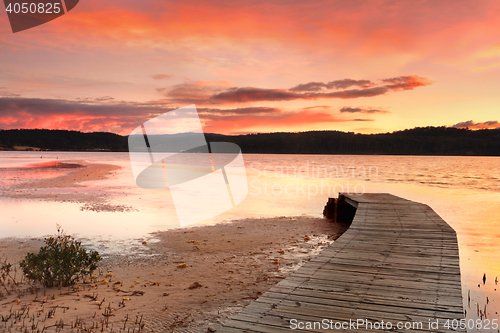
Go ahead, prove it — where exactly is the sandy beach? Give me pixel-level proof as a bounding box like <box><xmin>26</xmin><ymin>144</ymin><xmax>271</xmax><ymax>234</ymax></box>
<box><xmin>0</xmin><ymin>217</ymin><xmax>349</xmax><ymax>332</ymax></box>
<box><xmin>0</xmin><ymin>160</ymin><xmax>350</xmax><ymax>332</ymax></box>
<box><xmin>1</xmin><ymin>160</ymin><xmax>123</xmax><ymax>206</ymax></box>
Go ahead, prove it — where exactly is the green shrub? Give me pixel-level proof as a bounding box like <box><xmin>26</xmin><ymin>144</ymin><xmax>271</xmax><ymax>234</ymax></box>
<box><xmin>0</xmin><ymin>260</ymin><xmax>13</xmax><ymax>286</ymax></box>
<box><xmin>20</xmin><ymin>227</ymin><xmax>101</xmax><ymax>288</ymax></box>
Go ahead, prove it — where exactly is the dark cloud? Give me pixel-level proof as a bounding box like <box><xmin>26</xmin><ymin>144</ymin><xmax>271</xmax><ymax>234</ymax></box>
<box><xmin>382</xmin><ymin>75</ymin><xmax>433</xmax><ymax>90</ymax></box>
<box><xmin>0</xmin><ymin>97</ymin><xmax>172</xmax><ymax>134</ymax></box>
<box><xmin>290</xmin><ymin>79</ymin><xmax>374</xmax><ymax>92</ymax></box>
<box><xmin>159</xmin><ymin>81</ymin><xmax>230</xmax><ymax>104</ymax></box>
<box><xmin>0</xmin><ymin>97</ymin><xmax>277</xmax><ymax>124</ymax></box>
<box><xmin>326</xmin><ymin>79</ymin><xmax>374</xmax><ymax>90</ymax></box>
<box><xmin>289</xmin><ymin>82</ymin><xmax>328</xmax><ymax>92</ymax></box>
<box><xmin>208</xmin><ymin>88</ymin><xmax>302</xmax><ymax>103</ymax></box>
<box><xmin>152</xmin><ymin>74</ymin><xmax>174</xmax><ymax>80</ymax></box>
<box><xmin>160</xmin><ymin>75</ymin><xmax>432</xmax><ymax>104</ymax></box>
<box><xmin>382</xmin><ymin>76</ymin><xmax>412</xmax><ymax>84</ymax></box>
<box><xmin>318</xmin><ymin>86</ymin><xmax>389</xmax><ymax>99</ymax></box>
<box><xmin>0</xmin><ymin>95</ymin><xmax>384</xmax><ymax>135</ymax></box>
<box><xmin>301</xmin><ymin>105</ymin><xmax>331</xmax><ymax>110</ymax></box>
<box><xmin>94</xmin><ymin>96</ymin><xmax>115</xmax><ymax>102</ymax></box>
<box><xmin>198</xmin><ymin>107</ymin><xmax>280</xmax><ymax>116</ymax></box>
<box><xmin>452</xmin><ymin>120</ymin><xmax>500</xmax><ymax>129</ymax></box>
<box><xmin>0</xmin><ymin>97</ymin><xmax>165</xmax><ymax>117</ymax></box>
<box><xmin>452</xmin><ymin>120</ymin><xmax>475</xmax><ymax>128</ymax></box>
<box><xmin>208</xmin><ymin>86</ymin><xmax>390</xmax><ymax>103</ymax></box>
<box><xmin>339</xmin><ymin>107</ymin><xmax>389</xmax><ymax>114</ymax></box>
<box><xmin>340</xmin><ymin>107</ymin><xmax>364</xmax><ymax>113</ymax></box>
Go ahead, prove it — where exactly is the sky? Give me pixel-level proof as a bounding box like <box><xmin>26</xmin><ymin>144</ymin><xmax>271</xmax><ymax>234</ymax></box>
<box><xmin>1</xmin><ymin>0</ymin><xmax>500</xmax><ymax>135</ymax></box>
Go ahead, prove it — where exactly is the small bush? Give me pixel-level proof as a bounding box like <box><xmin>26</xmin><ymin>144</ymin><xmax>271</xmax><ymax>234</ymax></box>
<box><xmin>0</xmin><ymin>259</ymin><xmax>17</xmax><ymax>297</ymax></box>
<box><xmin>20</xmin><ymin>227</ymin><xmax>101</xmax><ymax>288</ymax></box>
<box><xmin>0</xmin><ymin>260</ymin><xmax>13</xmax><ymax>286</ymax></box>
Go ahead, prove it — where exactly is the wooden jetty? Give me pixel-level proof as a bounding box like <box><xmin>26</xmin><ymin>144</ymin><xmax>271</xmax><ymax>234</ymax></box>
<box><xmin>218</xmin><ymin>193</ymin><xmax>464</xmax><ymax>332</ymax></box>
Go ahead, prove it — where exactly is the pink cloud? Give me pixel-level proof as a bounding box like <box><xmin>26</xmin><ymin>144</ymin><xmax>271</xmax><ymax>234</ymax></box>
<box><xmin>159</xmin><ymin>75</ymin><xmax>432</xmax><ymax>105</ymax></box>
<box><xmin>452</xmin><ymin>120</ymin><xmax>500</xmax><ymax>130</ymax></box>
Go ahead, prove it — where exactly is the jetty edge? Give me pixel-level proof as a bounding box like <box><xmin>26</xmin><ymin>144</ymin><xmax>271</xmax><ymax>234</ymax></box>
<box><xmin>218</xmin><ymin>193</ymin><xmax>465</xmax><ymax>332</ymax></box>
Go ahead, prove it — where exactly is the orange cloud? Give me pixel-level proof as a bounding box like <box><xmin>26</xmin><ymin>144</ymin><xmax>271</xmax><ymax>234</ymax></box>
<box><xmin>0</xmin><ymin>97</ymin><xmax>380</xmax><ymax>135</ymax></box>
<box><xmin>158</xmin><ymin>80</ymin><xmax>233</xmax><ymax>104</ymax></box>
<box><xmin>160</xmin><ymin>76</ymin><xmax>431</xmax><ymax>105</ymax></box>
<box><xmin>200</xmin><ymin>109</ymin><xmax>372</xmax><ymax>134</ymax></box>
<box><xmin>3</xmin><ymin>0</ymin><xmax>496</xmax><ymax>72</ymax></box>
<box><xmin>290</xmin><ymin>79</ymin><xmax>374</xmax><ymax>92</ymax></box>
<box><xmin>152</xmin><ymin>74</ymin><xmax>174</xmax><ymax>80</ymax></box>
<box><xmin>381</xmin><ymin>76</ymin><xmax>434</xmax><ymax>91</ymax></box>
<box><xmin>339</xmin><ymin>107</ymin><xmax>389</xmax><ymax>114</ymax></box>
<box><xmin>0</xmin><ymin>97</ymin><xmax>168</xmax><ymax>135</ymax></box>
<box><xmin>452</xmin><ymin>120</ymin><xmax>500</xmax><ymax>130</ymax></box>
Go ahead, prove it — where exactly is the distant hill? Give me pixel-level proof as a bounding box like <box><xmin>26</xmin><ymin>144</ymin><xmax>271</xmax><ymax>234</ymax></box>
<box><xmin>207</xmin><ymin>127</ymin><xmax>500</xmax><ymax>155</ymax></box>
<box><xmin>1</xmin><ymin>127</ymin><xmax>500</xmax><ymax>155</ymax></box>
<box><xmin>0</xmin><ymin>129</ymin><xmax>128</xmax><ymax>152</ymax></box>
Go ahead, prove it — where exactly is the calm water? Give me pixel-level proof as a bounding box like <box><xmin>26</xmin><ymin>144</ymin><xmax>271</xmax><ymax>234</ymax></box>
<box><xmin>0</xmin><ymin>151</ymin><xmax>499</xmax><ymax>330</ymax></box>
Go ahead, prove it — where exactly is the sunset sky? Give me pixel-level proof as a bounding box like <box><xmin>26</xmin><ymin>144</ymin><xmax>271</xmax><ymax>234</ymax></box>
<box><xmin>1</xmin><ymin>0</ymin><xmax>500</xmax><ymax>135</ymax></box>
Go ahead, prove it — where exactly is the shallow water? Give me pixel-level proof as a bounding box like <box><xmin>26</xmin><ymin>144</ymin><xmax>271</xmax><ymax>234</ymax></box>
<box><xmin>0</xmin><ymin>151</ymin><xmax>499</xmax><ymax>330</ymax></box>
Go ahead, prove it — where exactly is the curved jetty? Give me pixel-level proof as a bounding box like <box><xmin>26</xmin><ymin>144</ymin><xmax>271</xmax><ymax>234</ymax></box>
<box><xmin>218</xmin><ymin>193</ymin><xmax>464</xmax><ymax>332</ymax></box>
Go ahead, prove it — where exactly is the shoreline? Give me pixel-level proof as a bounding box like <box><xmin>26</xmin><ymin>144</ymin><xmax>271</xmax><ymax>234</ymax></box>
<box><xmin>0</xmin><ymin>216</ymin><xmax>350</xmax><ymax>332</ymax></box>
<box><xmin>1</xmin><ymin>160</ymin><xmax>123</xmax><ymax>204</ymax></box>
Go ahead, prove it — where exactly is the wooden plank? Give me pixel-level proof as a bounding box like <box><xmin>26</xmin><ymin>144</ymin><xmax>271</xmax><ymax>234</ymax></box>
<box><xmin>260</xmin><ymin>290</ymin><xmax>464</xmax><ymax>313</ymax></box>
<box><xmin>268</xmin><ymin>285</ymin><xmax>463</xmax><ymax>307</ymax></box>
<box><xmin>277</xmin><ymin>276</ymin><xmax>463</xmax><ymax>297</ymax></box>
<box><xmin>217</xmin><ymin>193</ymin><xmax>465</xmax><ymax>332</ymax></box>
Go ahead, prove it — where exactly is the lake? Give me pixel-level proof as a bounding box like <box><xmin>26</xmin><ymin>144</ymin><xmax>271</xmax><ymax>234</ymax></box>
<box><xmin>0</xmin><ymin>151</ymin><xmax>499</xmax><ymax>330</ymax></box>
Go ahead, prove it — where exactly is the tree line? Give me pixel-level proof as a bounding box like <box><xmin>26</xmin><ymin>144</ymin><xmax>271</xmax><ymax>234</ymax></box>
<box><xmin>1</xmin><ymin>127</ymin><xmax>499</xmax><ymax>155</ymax></box>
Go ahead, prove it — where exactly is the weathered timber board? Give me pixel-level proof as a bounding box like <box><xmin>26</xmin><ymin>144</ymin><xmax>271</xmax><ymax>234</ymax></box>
<box><xmin>218</xmin><ymin>193</ymin><xmax>464</xmax><ymax>332</ymax></box>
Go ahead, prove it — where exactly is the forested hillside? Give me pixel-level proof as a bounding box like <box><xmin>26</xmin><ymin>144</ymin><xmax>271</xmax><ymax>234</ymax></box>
<box><xmin>1</xmin><ymin>127</ymin><xmax>499</xmax><ymax>155</ymax></box>
<box><xmin>0</xmin><ymin>129</ymin><xmax>128</xmax><ymax>151</ymax></box>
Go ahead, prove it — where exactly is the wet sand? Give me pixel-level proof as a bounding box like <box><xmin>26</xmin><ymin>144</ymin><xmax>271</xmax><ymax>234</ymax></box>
<box><xmin>0</xmin><ymin>161</ymin><xmax>351</xmax><ymax>332</ymax></box>
<box><xmin>0</xmin><ymin>217</ymin><xmax>349</xmax><ymax>332</ymax></box>
<box><xmin>1</xmin><ymin>160</ymin><xmax>128</xmax><ymax>211</ymax></box>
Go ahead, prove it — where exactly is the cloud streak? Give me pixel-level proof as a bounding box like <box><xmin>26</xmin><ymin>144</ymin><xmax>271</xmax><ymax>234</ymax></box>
<box><xmin>290</xmin><ymin>79</ymin><xmax>374</xmax><ymax>92</ymax></box>
<box><xmin>0</xmin><ymin>74</ymin><xmax>415</xmax><ymax>135</ymax></box>
<box><xmin>452</xmin><ymin>120</ymin><xmax>500</xmax><ymax>130</ymax></box>
<box><xmin>200</xmin><ymin>110</ymin><xmax>364</xmax><ymax>134</ymax></box>
<box><xmin>0</xmin><ymin>97</ymin><xmax>373</xmax><ymax>135</ymax></box>
<box><xmin>159</xmin><ymin>80</ymin><xmax>233</xmax><ymax>104</ymax></box>
<box><xmin>161</xmin><ymin>75</ymin><xmax>432</xmax><ymax>105</ymax></box>
<box><xmin>152</xmin><ymin>74</ymin><xmax>174</xmax><ymax>80</ymax></box>
<box><xmin>23</xmin><ymin>0</ymin><xmax>500</xmax><ymax>71</ymax></box>
<box><xmin>0</xmin><ymin>97</ymin><xmax>170</xmax><ymax>135</ymax></box>
<box><xmin>339</xmin><ymin>107</ymin><xmax>390</xmax><ymax>114</ymax></box>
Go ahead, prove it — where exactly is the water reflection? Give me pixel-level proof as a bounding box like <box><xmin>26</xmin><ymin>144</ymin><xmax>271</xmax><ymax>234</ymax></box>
<box><xmin>1</xmin><ymin>152</ymin><xmax>499</xmax><ymax>331</ymax></box>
